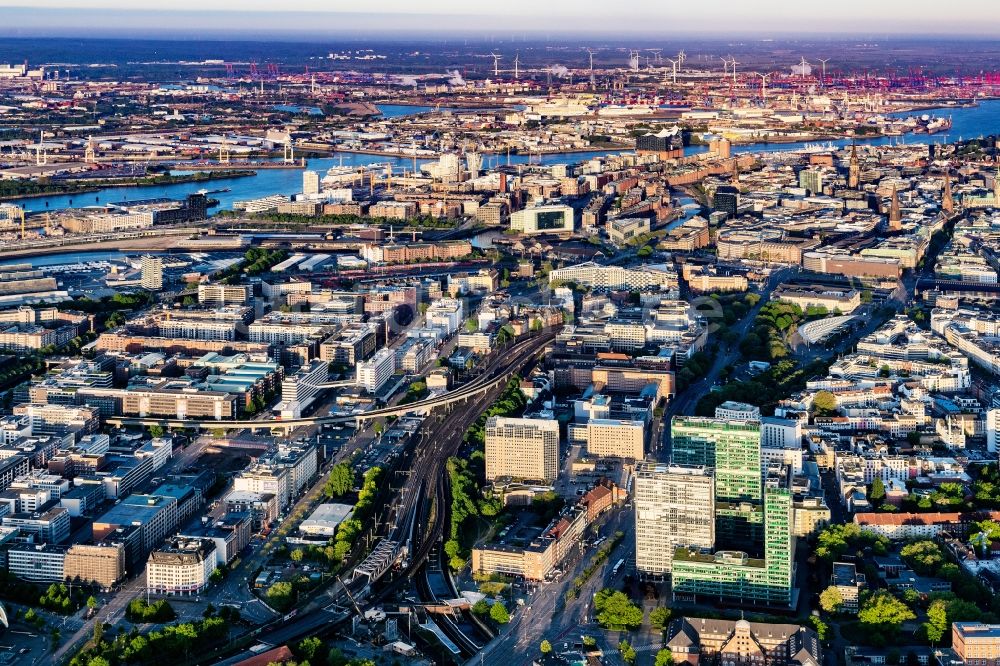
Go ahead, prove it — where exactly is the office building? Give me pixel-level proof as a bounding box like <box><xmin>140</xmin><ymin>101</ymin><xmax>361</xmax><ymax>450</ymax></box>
<box><xmin>92</xmin><ymin>494</ymin><xmax>179</xmax><ymax>564</ymax></box>
<box><xmin>356</xmin><ymin>348</ymin><xmax>395</xmax><ymax>394</ymax></box>
<box><xmin>714</xmin><ymin>401</ymin><xmax>761</xmax><ymax>421</ymax></box>
<box><xmin>549</xmin><ymin>261</ymin><xmax>679</xmax><ymax>292</ymax></box>
<box><xmin>666</xmin><ymin>617</ymin><xmax>821</xmax><ymax>666</ymax></box>
<box><xmin>712</xmin><ymin>186</ymin><xmax>740</xmax><ymax>218</ymax></box>
<box><xmin>234</xmin><ymin>464</ymin><xmax>291</xmax><ymax>510</ymax></box>
<box><xmin>582</xmin><ymin>418</ymin><xmax>646</xmax><ymax>460</ymax></box>
<box><xmin>425</xmin><ymin>298</ymin><xmax>465</xmax><ymax>336</ymax></box>
<box><xmin>485</xmin><ymin>417</ymin><xmax>559</xmax><ymax>483</ymax></box>
<box><xmin>146</xmin><ymin>537</ymin><xmax>217</xmax><ymax>596</ymax></box>
<box><xmin>179</xmin><ymin>511</ymin><xmax>252</xmax><ymax>566</ymax></box>
<box><xmin>671</xmin><ymin>417</ymin><xmax>762</xmax><ymax>518</ymax></box>
<box><xmin>140</xmin><ymin>255</ymin><xmax>163</xmax><ymax>291</ymax></box>
<box><xmin>670</xmin><ymin>474</ymin><xmax>795</xmax><ymax>608</ymax></box>
<box><xmin>953</xmin><ymin>623</ymin><xmax>1000</xmax><ymax>666</ymax></box>
<box><xmin>278</xmin><ymin>360</ymin><xmax>328</xmax><ymax>417</ymax></box>
<box><xmin>509</xmin><ymin>204</ymin><xmax>574</xmax><ymax>235</ymax></box>
<box><xmin>635</xmin><ymin>464</ymin><xmax>715</xmax><ymax>578</ymax></box>
<box><xmin>7</xmin><ymin>543</ymin><xmax>68</xmax><ymax>582</ymax></box>
<box><xmin>3</xmin><ymin>504</ymin><xmax>70</xmax><ymax>544</ymax></box>
<box><xmin>64</xmin><ymin>542</ymin><xmax>126</xmax><ymax>589</ymax></box>
<box><xmin>0</xmin><ymin>455</ymin><xmax>29</xmax><ymax>493</ymax></box>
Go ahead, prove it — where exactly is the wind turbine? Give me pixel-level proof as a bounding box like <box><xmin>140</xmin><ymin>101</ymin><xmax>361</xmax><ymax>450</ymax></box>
<box><xmin>676</xmin><ymin>50</ymin><xmax>687</xmax><ymax>67</ymax></box>
<box><xmin>586</xmin><ymin>48</ymin><xmax>596</xmax><ymax>88</ymax></box>
<box><xmin>628</xmin><ymin>49</ymin><xmax>640</xmax><ymax>73</ymax></box>
<box><xmin>666</xmin><ymin>58</ymin><xmax>678</xmax><ymax>85</ymax></box>
<box><xmin>730</xmin><ymin>58</ymin><xmax>740</xmax><ymax>85</ymax></box>
<box><xmin>756</xmin><ymin>72</ymin><xmax>772</xmax><ymax>104</ymax></box>
<box><xmin>818</xmin><ymin>58</ymin><xmax>831</xmax><ymax>88</ymax></box>
<box><xmin>490</xmin><ymin>52</ymin><xmax>502</xmax><ymax>78</ymax></box>
<box><xmin>720</xmin><ymin>56</ymin><xmax>730</xmax><ymax>79</ymax></box>
<box><xmin>513</xmin><ymin>52</ymin><xmax>520</xmax><ymax>79</ymax></box>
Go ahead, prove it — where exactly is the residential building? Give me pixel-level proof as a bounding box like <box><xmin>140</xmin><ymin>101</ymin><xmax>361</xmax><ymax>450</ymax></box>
<box><xmin>197</xmin><ymin>283</ymin><xmax>251</xmax><ymax>307</ymax></box>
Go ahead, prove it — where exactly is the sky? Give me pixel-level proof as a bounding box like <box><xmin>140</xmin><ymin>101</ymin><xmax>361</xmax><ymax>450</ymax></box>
<box><xmin>0</xmin><ymin>0</ymin><xmax>998</xmax><ymax>37</ymax></box>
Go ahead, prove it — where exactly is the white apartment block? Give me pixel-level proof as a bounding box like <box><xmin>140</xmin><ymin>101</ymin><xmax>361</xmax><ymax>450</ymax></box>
<box><xmin>197</xmin><ymin>283</ymin><xmax>251</xmax><ymax>307</ymax></box>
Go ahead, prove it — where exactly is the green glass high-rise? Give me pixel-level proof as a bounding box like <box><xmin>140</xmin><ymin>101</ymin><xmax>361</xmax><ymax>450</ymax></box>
<box><xmin>671</xmin><ymin>417</ymin><xmax>763</xmax><ymax>551</ymax></box>
<box><xmin>664</xmin><ymin>416</ymin><xmax>796</xmax><ymax>608</ymax></box>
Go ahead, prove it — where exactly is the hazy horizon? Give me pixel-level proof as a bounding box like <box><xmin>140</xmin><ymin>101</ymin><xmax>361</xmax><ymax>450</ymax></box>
<box><xmin>2</xmin><ymin>2</ymin><xmax>1000</xmax><ymax>39</ymax></box>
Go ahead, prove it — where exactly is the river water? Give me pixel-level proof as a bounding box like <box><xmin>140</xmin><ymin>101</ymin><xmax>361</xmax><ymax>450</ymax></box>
<box><xmin>11</xmin><ymin>100</ymin><xmax>1000</xmax><ymax>215</ymax></box>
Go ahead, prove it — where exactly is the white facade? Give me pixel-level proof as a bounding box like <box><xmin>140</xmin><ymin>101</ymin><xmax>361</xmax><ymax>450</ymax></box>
<box><xmin>425</xmin><ymin>298</ymin><xmax>465</xmax><ymax>337</ymax></box>
<box><xmin>635</xmin><ymin>463</ymin><xmax>715</xmax><ymax>577</ymax></box>
<box><xmin>356</xmin><ymin>348</ymin><xmax>395</xmax><ymax>394</ymax></box>
<box><xmin>280</xmin><ymin>360</ymin><xmax>329</xmax><ymax>410</ymax></box>
<box><xmin>510</xmin><ymin>205</ymin><xmax>575</xmax><ymax>235</ymax></box>
<box><xmin>146</xmin><ymin>539</ymin><xmax>217</xmax><ymax>595</ymax></box>
<box><xmin>715</xmin><ymin>401</ymin><xmax>761</xmax><ymax>421</ymax></box>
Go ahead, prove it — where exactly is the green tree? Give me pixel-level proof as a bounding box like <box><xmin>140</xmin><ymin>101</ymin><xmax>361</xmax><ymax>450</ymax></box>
<box><xmin>619</xmin><ymin>640</ymin><xmax>637</xmax><ymax>665</ymax></box>
<box><xmin>266</xmin><ymin>581</ymin><xmax>295</xmax><ymax>611</ymax></box>
<box><xmin>924</xmin><ymin>599</ymin><xmax>948</xmax><ymax>645</ymax></box>
<box><xmin>540</xmin><ymin>639</ymin><xmax>552</xmax><ymax>655</ymax></box>
<box><xmin>901</xmin><ymin>540</ymin><xmax>946</xmax><ymax>576</ymax></box>
<box><xmin>810</xmin><ymin>616</ymin><xmax>829</xmax><ymax>641</ymax></box>
<box><xmin>819</xmin><ymin>586</ymin><xmax>844</xmax><ymax>614</ymax></box>
<box><xmin>290</xmin><ymin>549</ymin><xmax>304</xmax><ymax>562</ymax></box>
<box><xmin>976</xmin><ymin>519</ymin><xmax>1000</xmax><ymax>541</ymax></box>
<box><xmin>148</xmin><ymin>425</ymin><xmax>165</xmax><ymax>438</ymax></box>
<box><xmin>86</xmin><ymin>595</ymin><xmax>99</xmax><ymax>609</ymax></box>
<box><xmin>870</xmin><ymin>477</ymin><xmax>886</xmax><ymax>504</ymax></box>
<box><xmin>654</xmin><ymin>648</ymin><xmax>674</xmax><ymax>666</ymax></box>
<box><xmin>859</xmin><ymin>591</ymin><xmax>916</xmax><ymax>640</ymax></box>
<box><xmin>650</xmin><ymin>606</ymin><xmax>672</xmax><ymax>631</ymax></box>
<box><xmin>489</xmin><ymin>601</ymin><xmax>510</xmax><ymax>625</ymax></box>
<box><xmin>297</xmin><ymin>636</ymin><xmax>324</xmax><ymax>662</ymax></box>
<box><xmin>594</xmin><ymin>589</ymin><xmax>643</xmax><ymax>630</ymax></box>
<box><xmin>813</xmin><ymin>390</ymin><xmax>837</xmax><ymax>415</ymax></box>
